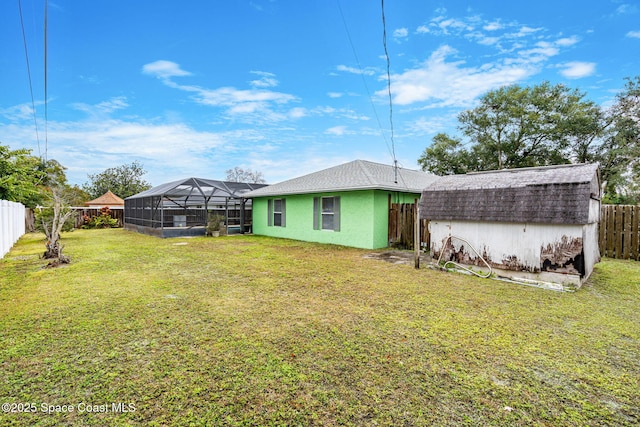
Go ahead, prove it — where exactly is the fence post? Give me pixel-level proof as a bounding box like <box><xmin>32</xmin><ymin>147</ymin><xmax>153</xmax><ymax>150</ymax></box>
<box><xmin>0</xmin><ymin>200</ymin><xmax>6</xmax><ymax>257</ymax></box>
<box><xmin>414</xmin><ymin>199</ymin><xmax>420</xmax><ymax>269</ymax></box>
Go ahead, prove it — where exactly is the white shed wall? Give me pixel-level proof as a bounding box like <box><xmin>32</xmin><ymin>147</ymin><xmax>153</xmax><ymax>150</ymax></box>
<box><xmin>582</xmin><ymin>222</ymin><xmax>600</xmax><ymax>279</ymax></box>
<box><xmin>429</xmin><ymin>220</ymin><xmax>594</xmax><ymax>286</ymax></box>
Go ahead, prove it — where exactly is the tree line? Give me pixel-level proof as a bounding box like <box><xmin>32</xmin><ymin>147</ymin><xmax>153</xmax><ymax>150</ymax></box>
<box><xmin>1</xmin><ymin>144</ymin><xmax>265</xmax><ymax>263</ymax></box>
<box><xmin>418</xmin><ymin>76</ymin><xmax>640</xmax><ymax>204</ymax></box>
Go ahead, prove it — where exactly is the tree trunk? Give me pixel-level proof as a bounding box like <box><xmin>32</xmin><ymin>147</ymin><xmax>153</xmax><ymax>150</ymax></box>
<box><xmin>43</xmin><ymin>240</ymin><xmax>70</xmax><ymax>263</ymax></box>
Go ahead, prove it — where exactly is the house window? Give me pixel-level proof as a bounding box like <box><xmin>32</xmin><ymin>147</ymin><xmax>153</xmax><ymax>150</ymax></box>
<box><xmin>313</xmin><ymin>196</ymin><xmax>340</xmax><ymax>231</ymax></box>
<box><xmin>267</xmin><ymin>198</ymin><xmax>286</xmax><ymax>227</ymax></box>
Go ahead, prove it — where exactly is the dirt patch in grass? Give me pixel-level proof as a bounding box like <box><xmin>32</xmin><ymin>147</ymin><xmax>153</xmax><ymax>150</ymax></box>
<box><xmin>363</xmin><ymin>249</ymin><xmax>430</xmax><ymax>265</ymax></box>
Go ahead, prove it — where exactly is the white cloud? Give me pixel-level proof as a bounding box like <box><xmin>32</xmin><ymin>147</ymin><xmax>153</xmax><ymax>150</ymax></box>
<box><xmin>434</xmin><ymin>18</ymin><xmax>473</xmax><ymax>34</ymax></box>
<box><xmin>72</xmin><ymin>97</ymin><xmax>129</xmax><ymax>115</ymax></box>
<box><xmin>327</xmin><ymin>92</ymin><xmax>343</xmax><ymax>98</ymax></box>
<box><xmin>483</xmin><ymin>21</ymin><xmax>503</xmax><ymax>31</ymax></box>
<box><xmin>288</xmin><ymin>107</ymin><xmax>307</xmax><ymax>119</ymax></box>
<box><xmin>416</xmin><ymin>25</ymin><xmax>429</xmax><ymax>34</ymax></box>
<box><xmin>325</xmin><ymin>126</ymin><xmax>348</xmax><ymax>136</ymax></box>
<box><xmin>336</xmin><ymin>64</ymin><xmax>376</xmax><ymax>76</ymax></box>
<box><xmin>518</xmin><ymin>41</ymin><xmax>559</xmax><ymax>63</ymax></box>
<box><xmin>627</xmin><ymin>30</ymin><xmax>640</xmax><ymax>38</ymax></box>
<box><xmin>194</xmin><ymin>87</ymin><xmax>295</xmax><ymax>108</ymax></box>
<box><xmin>377</xmin><ymin>45</ymin><xmax>535</xmax><ymax>107</ymax></box>
<box><xmin>0</xmin><ymin>102</ymin><xmax>42</xmax><ymax>122</ymax></box>
<box><xmin>513</xmin><ymin>26</ymin><xmax>541</xmax><ymax>37</ymax></box>
<box><xmin>405</xmin><ymin>114</ymin><xmax>458</xmax><ymax>136</ymax></box>
<box><xmin>0</xmin><ymin>113</ymin><xmax>235</xmax><ymax>185</ymax></box>
<box><xmin>477</xmin><ymin>36</ymin><xmax>500</xmax><ymax>46</ymax></box>
<box><xmin>249</xmin><ymin>71</ymin><xmax>279</xmax><ymax>88</ymax></box>
<box><xmin>142</xmin><ymin>61</ymin><xmax>298</xmax><ymax>123</ymax></box>
<box><xmin>555</xmin><ymin>36</ymin><xmax>579</xmax><ymax>47</ymax></box>
<box><xmin>393</xmin><ymin>28</ymin><xmax>408</xmax><ymax>38</ymax></box>
<box><xmin>142</xmin><ymin>60</ymin><xmax>192</xmax><ymax>79</ymax></box>
<box><xmin>616</xmin><ymin>4</ymin><xmax>638</xmax><ymax>15</ymax></box>
<box><xmin>559</xmin><ymin>61</ymin><xmax>596</xmax><ymax>79</ymax></box>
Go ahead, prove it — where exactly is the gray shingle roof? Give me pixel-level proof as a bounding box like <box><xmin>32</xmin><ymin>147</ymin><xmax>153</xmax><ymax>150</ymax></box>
<box><xmin>419</xmin><ymin>163</ymin><xmax>600</xmax><ymax>224</ymax></box>
<box><xmin>243</xmin><ymin>160</ymin><xmax>439</xmax><ymax>197</ymax></box>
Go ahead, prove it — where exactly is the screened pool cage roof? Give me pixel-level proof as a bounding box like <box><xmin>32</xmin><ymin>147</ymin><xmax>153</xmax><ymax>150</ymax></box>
<box><xmin>126</xmin><ymin>178</ymin><xmax>268</xmax><ymax>207</ymax></box>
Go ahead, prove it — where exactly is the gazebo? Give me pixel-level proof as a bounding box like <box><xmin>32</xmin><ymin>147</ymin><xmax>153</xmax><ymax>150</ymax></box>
<box><xmin>84</xmin><ymin>190</ymin><xmax>125</xmax><ymax>208</ymax></box>
<box><xmin>124</xmin><ymin>178</ymin><xmax>267</xmax><ymax>238</ymax></box>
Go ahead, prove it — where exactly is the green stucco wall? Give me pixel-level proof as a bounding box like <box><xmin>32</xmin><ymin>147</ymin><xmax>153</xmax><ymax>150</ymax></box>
<box><xmin>251</xmin><ymin>190</ymin><xmax>420</xmax><ymax>249</ymax></box>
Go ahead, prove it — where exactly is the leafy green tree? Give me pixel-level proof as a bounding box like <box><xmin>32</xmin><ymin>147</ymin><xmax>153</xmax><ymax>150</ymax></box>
<box><xmin>0</xmin><ymin>144</ymin><xmax>46</xmax><ymax>207</ymax></box>
<box><xmin>419</xmin><ymin>82</ymin><xmax>601</xmax><ymax>173</ymax></box>
<box><xmin>83</xmin><ymin>161</ymin><xmax>151</xmax><ymax>199</ymax></box>
<box><xmin>418</xmin><ymin>79</ymin><xmax>640</xmax><ymax>203</ymax></box>
<box><xmin>600</xmin><ymin>76</ymin><xmax>640</xmax><ymax>204</ymax></box>
<box><xmin>417</xmin><ymin>133</ymin><xmax>473</xmax><ymax>175</ymax></box>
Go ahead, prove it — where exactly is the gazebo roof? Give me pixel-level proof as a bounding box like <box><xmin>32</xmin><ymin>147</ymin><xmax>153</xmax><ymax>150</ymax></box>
<box><xmin>85</xmin><ymin>190</ymin><xmax>125</xmax><ymax>206</ymax></box>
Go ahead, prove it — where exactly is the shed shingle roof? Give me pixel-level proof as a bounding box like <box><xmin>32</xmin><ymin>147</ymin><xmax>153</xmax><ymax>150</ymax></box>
<box><xmin>419</xmin><ymin>163</ymin><xmax>600</xmax><ymax>224</ymax></box>
<box><xmin>244</xmin><ymin>160</ymin><xmax>438</xmax><ymax>197</ymax></box>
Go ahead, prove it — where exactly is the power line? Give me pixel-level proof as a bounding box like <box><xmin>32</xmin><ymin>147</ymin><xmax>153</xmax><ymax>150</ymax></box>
<box><xmin>381</xmin><ymin>0</ymin><xmax>396</xmax><ymax>164</ymax></box>
<box><xmin>17</xmin><ymin>0</ymin><xmax>41</xmax><ymax>158</ymax></box>
<box><xmin>43</xmin><ymin>0</ymin><xmax>48</xmax><ymax>161</ymax></box>
<box><xmin>335</xmin><ymin>0</ymin><xmax>394</xmax><ymax>160</ymax></box>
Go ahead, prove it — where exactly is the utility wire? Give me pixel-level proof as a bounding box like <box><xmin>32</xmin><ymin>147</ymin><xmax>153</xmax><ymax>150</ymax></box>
<box><xmin>381</xmin><ymin>0</ymin><xmax>396</xmax><ymax>165</ymax></box>
<box><xmin>18</xmin><ymin>0</ymin><xmax>41</xmax><ymax>158</ymax></box>
<box><xmin>43</xmin><ymin>0</ymin><xmax>48</xmax><ymax>161</ymax></box>
<box><xmin>335</xmin><ymin>0</ymin><xmax>394</xmax><ymax>160</ymax></box>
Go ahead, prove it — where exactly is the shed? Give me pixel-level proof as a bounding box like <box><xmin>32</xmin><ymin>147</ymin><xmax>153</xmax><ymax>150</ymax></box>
<box><xmin>84</xmin><ymin>190</ymin><xmax>124</xmax><ymax>208</ymax></box>
<box><xmin>124</xmin><ymin>178</ymin><xmax>267</xmax><ymax>238</ymax></box>
<box><xmin>244</xmin><ymin>160</ymin><xmax>438</xmax><ymax>249</ymax></box>
<box><xmin>419</xmin><ymin>163</ymin><xmax>601</xmax><ymax>289</ymax></box>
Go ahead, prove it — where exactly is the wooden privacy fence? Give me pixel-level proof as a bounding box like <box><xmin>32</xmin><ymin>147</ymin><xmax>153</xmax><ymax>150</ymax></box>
<box><xmin>599</xmin><ymin>205</ymin><xmax>640</xmax><ymax>260</ymax></box>
<box><xmin>24</xmin><ymin>207</ymin><xmax>125</xmax><ymax>230</ymax></box>
<box><xmin>74</xmin><ymin>207</ymin><xmax>124</xmax><ymax>227</ymax></box>
<box><xmin>388</xmin><ymin>203</ymin><xmax>429</xmax><ymax>250</ymax></box>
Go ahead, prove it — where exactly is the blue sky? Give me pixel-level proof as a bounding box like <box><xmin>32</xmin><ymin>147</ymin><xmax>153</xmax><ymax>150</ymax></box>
<box><xmin>1</xmin><ymin>1</ymin><xmax>639</xmax><ymax>187</ymax></box>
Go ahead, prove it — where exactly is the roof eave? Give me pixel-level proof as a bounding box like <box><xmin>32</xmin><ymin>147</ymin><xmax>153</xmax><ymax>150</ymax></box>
<box><xmin>245</xmin><ymin>185</ymin><xmax>425</xmax><ymax>198</ymax></box>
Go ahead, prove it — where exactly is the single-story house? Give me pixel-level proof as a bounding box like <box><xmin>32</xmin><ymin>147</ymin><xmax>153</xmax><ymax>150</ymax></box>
<box><xmin>84</xmin><ymin>190</ymin><xmax>124</xmax><ymax>208</ymax></box>
<box><xmin>124</xmin><ymin>178</ymin><xmax>267</xmax><ymax>238</ymax></box>
<box><xmin>243</xmin><ymin>160</ymin><xmax>438</xmax><ymax>249</ymax></box>
<box><xmin>419</xmin><ymin>163</ymin><xmax>601</xmax><ymax>289</ymax></box>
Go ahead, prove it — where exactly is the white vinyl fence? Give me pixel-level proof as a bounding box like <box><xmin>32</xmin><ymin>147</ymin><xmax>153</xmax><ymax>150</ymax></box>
<box><xmin>1</xmin><ymin>199</ymin><xmax>26</xmax><ymax>259</ymax></box>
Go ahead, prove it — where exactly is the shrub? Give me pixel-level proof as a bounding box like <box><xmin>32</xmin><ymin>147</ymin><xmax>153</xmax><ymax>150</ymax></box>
<box><xmin>83</xmin><ymin>207</ymin><xmax>119</xmax><ymax>229</ymax></box>
<box><xmin>206</xmin><ymin>213</ymin><xmax>225</xmax><ymax>236</ymax></box>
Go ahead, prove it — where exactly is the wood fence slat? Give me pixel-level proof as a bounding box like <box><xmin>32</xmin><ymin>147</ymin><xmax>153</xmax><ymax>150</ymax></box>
<box><xmin>615</xmin><ymin>206</ymin><xmax>624</xmax><ymax>258</ymax></box>
<box><xmin>599</xmin><ymin>206</ymin><xmax>606</xmax><ymax>256</ymax></box>
<box><xmin>598</xmin><ymin>205</ymin><xmax>640</xmax><ymax>260</ymax></box>
<box><xmin>623</xmin><ymin>206</ymin><xmax>632</xmax><ymax>259</ymax></box>
<box><xmin>388</xmin><ymin>202</ymin><xmax>430</xmax><ymax>250</ymax></box>
<box><xmin>607</xmin><ymin>205</ymin><xmax>616</xmax><ymax>257</ymax></box>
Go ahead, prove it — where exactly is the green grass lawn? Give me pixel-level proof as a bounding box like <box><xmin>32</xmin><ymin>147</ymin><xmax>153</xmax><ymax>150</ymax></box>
<box><xmin>1</xmin><ymin>229</ymin><xmax>639</xmax><ymax>426</ymax></box>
